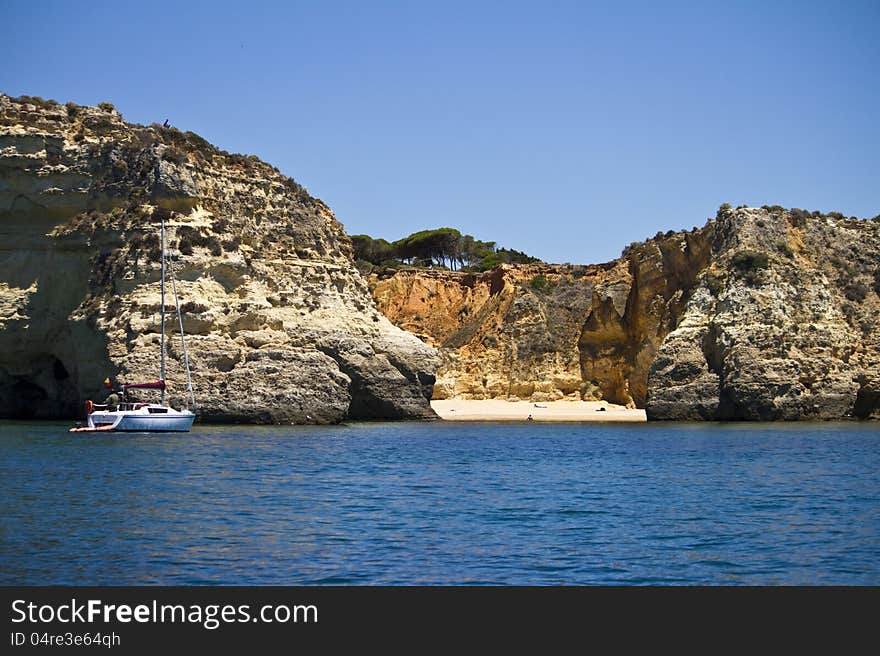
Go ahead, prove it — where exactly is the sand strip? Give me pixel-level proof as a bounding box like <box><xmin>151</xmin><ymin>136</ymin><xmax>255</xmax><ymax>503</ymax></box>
<box><xmin>431</xmin><ymin>399</ymin><xmax>646</xmax><ymax>422</ymax></box>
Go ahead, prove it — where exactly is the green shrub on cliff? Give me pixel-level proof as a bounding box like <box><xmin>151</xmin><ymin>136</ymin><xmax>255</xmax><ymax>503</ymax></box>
<box><xmin>479</xmin><ymin>248</ymin><xmax>542</xmax><ymax>271</ymax></box>
<box><xmin>184</xmin><ymin>131</ymin><xmax>218</xmax><ymax>155</ymax></box>
<box><xmin>14</xmin><ymin>95</ymin><xmax>58</xmax><ymax>109</ymax></box>
<box><xmin>480</xmin><ymin>243</ymin><xmax>537</xmax><ymax>269</ymax></box>
<box><xmin>87</xmin><ymin>115</ymin><xmax>118</xmax><ymax>136</ymax></box>
<box><xmin>789</xmin><ymin>208</ymin><xmax>810</xmax><ymax>227</ymax></box>
<box><xmin>529</xmin><ymin>275</ymin><xmax>550</xmax><ymax>291</ymax></box>
<box><xmin>844</xmin><ymin>283</ymin><xmax>868</xmax><ymax>302</ymax></box>
<box><xmin>731</xmin><ymin>250</ymin><xmax>769</xmax><ymax>286</ymax></box>
<box><xmin>175</xmin><ymin>226</ymin><xmax>222</xmax><ymax>256</ymax></box>
<box><xmin>161</xmin><ymin>146</ymin><xmax>186</xmax><ymax>164</ymax></box>
<box><xmin>731</xmin><ymin>250</ymin><xmax>769</xmax><ymax>271</ymax></box>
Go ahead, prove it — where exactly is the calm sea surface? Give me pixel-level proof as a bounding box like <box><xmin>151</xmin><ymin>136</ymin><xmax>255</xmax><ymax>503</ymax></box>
<box><xmin>1</xmin><ymin>421</ymin><xmax>878</xmax><ymax>585</ymax></box>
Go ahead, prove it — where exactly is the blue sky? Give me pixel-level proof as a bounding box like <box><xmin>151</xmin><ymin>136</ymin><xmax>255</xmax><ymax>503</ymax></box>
<box><xmin>2</xmin><ymin>0</ymin><xmax>878</xmax><ymax>263</ymax></box>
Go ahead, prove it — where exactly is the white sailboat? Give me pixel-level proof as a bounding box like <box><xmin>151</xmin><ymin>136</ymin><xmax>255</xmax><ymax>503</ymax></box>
<box><xmin>71</xmin><ymin>215</ymin><xmax>196</xmax><ymax>433</ymax></box>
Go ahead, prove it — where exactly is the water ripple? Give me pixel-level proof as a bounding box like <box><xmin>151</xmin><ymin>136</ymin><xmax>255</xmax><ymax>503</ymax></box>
<box><xmin>0</xmin><ymin>420</ymin><xmax>878</xmax><ymax>585</ymax></box>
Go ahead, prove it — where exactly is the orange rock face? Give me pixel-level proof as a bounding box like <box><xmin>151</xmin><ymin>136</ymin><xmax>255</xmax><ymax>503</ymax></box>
<box><xmin>371</xmin><ymin>228</ymin><xmax>713</xmax><ymax>407</ymax></box>
<box><xmin>372</xmin><ymin>206</ymin><xmax>880</xmax><ymax>421</ymax></box>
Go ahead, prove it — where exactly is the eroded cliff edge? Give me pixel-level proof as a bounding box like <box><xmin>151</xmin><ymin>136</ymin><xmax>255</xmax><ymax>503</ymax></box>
<box><xmin>371</xmin><ymin>228</ymin><xmax>712</xmax><ymax>408</ymax></box>
<box><xmin>371</xmin><ymin>207</ymin><xmax>880</xmax><ymax>420</ymax></box>
<box><xmin>0</xmin><ymin>95</ymin><xmax>438</xmax><ymax>422</ymax></box>
<box><xmin>648</xmin><ymin>206</ymin><xmax>880</xmax><ymax>420</ymax></box>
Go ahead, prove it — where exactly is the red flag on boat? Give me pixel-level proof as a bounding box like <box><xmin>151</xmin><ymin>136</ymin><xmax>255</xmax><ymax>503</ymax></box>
<box><xmin>122</xmin><ymin>380</ymin><xmax>166</xmax><ymax>391</ymax></box>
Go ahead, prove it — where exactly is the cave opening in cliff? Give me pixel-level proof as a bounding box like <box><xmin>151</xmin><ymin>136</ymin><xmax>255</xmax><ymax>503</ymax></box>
<box><xmin>853</xmin><ymin>386</ymin><xmax>880</xmax><ymax>419</ymax></box>
<box><xmin>0</xmin><ymin>356</ymin><xmax>80</xmax><ymax>419</ymax></box>
<box><xmin>53</xmin><ymin>357</ymin><xmax>70</xmax><ymax>380</ymax></box>
<box><xmin>0</xmin><ymin>378</ymin><xmax>48</xmax><ymax>419</ymax></box>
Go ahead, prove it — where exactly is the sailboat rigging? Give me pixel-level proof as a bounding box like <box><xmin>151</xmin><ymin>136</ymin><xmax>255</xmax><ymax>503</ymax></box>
<box><xmin>71</xmin><ymin>215</ymin><xmax>196</xmax><ymax>433</ymax></box>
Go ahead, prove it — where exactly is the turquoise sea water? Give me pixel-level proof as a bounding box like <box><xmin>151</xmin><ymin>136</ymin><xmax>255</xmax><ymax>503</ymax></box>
<box><xmin>1</xmin><ymin>421</ymin><xmax>878</xmax><ymax>585</ymax></box>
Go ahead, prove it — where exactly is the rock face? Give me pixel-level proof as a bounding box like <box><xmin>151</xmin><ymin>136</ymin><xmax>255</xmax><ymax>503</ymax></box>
<box><xmin>0</xmin><ymin>95</ymin><xmax>438</xmax><ymax>422</ymax></box>
<box><xmin>7</xmin><ymin>96</ymin><xmax>874</xmax><ymax>423</ymax></box>
<box><xmin>646</xmin><ymin>206</ymin><xmax>880</xmax><ymax>420</ymax></box>
<box><xmin>372</xmin><ymin>207</ymin><xmax>880</xmax><ymax>420</ymax></box>
<box><xmin>372</xmin><ymin>227</ymin><xmax>712</xmax><ymax>408</ymax></box>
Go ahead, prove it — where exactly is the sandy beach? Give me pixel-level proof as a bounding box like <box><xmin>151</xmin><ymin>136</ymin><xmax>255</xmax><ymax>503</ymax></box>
<box><xmin>431</xmin><ymin>399</ymin><xmax>646</xmax><ymax>422</ymax></box>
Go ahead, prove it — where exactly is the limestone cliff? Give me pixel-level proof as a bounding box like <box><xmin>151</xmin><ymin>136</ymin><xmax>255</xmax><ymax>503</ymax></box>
<box><xmin>646</xmin><ymin>206</ymin><xmax>880</xmax><ymax>420</ymax></box>
<box><xmin>371</xmin><ymin>226</ymin><xmax>712</xmax><ymax>408</ymax></box>
<box><xmin>0</xmin><ymin>94</ymin><xmax>438</xmax><ymax>422</ymax></box>
<box><xmin>371</xmin><ymin>207</ymin><xmax>880</xmax><ymax>420</ymax></box>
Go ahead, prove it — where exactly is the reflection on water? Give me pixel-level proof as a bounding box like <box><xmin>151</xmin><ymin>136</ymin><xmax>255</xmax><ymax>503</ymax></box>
<box><xmin>0</xmin><ymin>421</ymin><xmax>878</xmax><ymax>584</ymax></box>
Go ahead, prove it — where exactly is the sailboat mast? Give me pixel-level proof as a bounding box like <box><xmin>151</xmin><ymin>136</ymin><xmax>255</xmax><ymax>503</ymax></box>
<box><xmin>160</xmin><ymin>215</ymin><xmax>166</xmax><ymax>406</ymax></box>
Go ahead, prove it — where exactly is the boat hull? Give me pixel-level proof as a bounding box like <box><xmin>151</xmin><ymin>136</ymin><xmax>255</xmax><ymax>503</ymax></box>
<box><xmin>113</xmin><ymin>413</ymin><xmax>195</xmax><ymax>432</ymax></box>
<box><xmin>86</xmin><ymin>407</ymin><xmax>195</xmax><ymax>433</ymax></box>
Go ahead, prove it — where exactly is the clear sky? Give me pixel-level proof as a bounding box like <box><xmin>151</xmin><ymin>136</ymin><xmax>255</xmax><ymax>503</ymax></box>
<box><xmin>2</xmin><ymin>0</ymin><xmax>878</xmax><ymax>264</ymax></box>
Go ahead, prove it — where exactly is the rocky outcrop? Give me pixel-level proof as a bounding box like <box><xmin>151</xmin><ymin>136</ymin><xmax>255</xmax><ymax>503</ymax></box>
<box><xmin>371</xmin><ymin>227</ymin><xmax>712</xmax><ymax>408</ymax></box>
<box><xmin>0</xmin><ymin>94</ymin><xmax>438</xmax><ymax>422</ymax></box>
<box><xmin>8</xmin><ymin>96</ymin><xmax>872</xmax><ymax>422</ymax></box>
<box><xmin>372</xmin><ymin>207</ymin><xmax>880</xmax><ymax>420</ymax></box>
<box><xmin>646</xmin><ymin>206</ymin><xmax>880</xmax><ymax>420</ymax></box>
